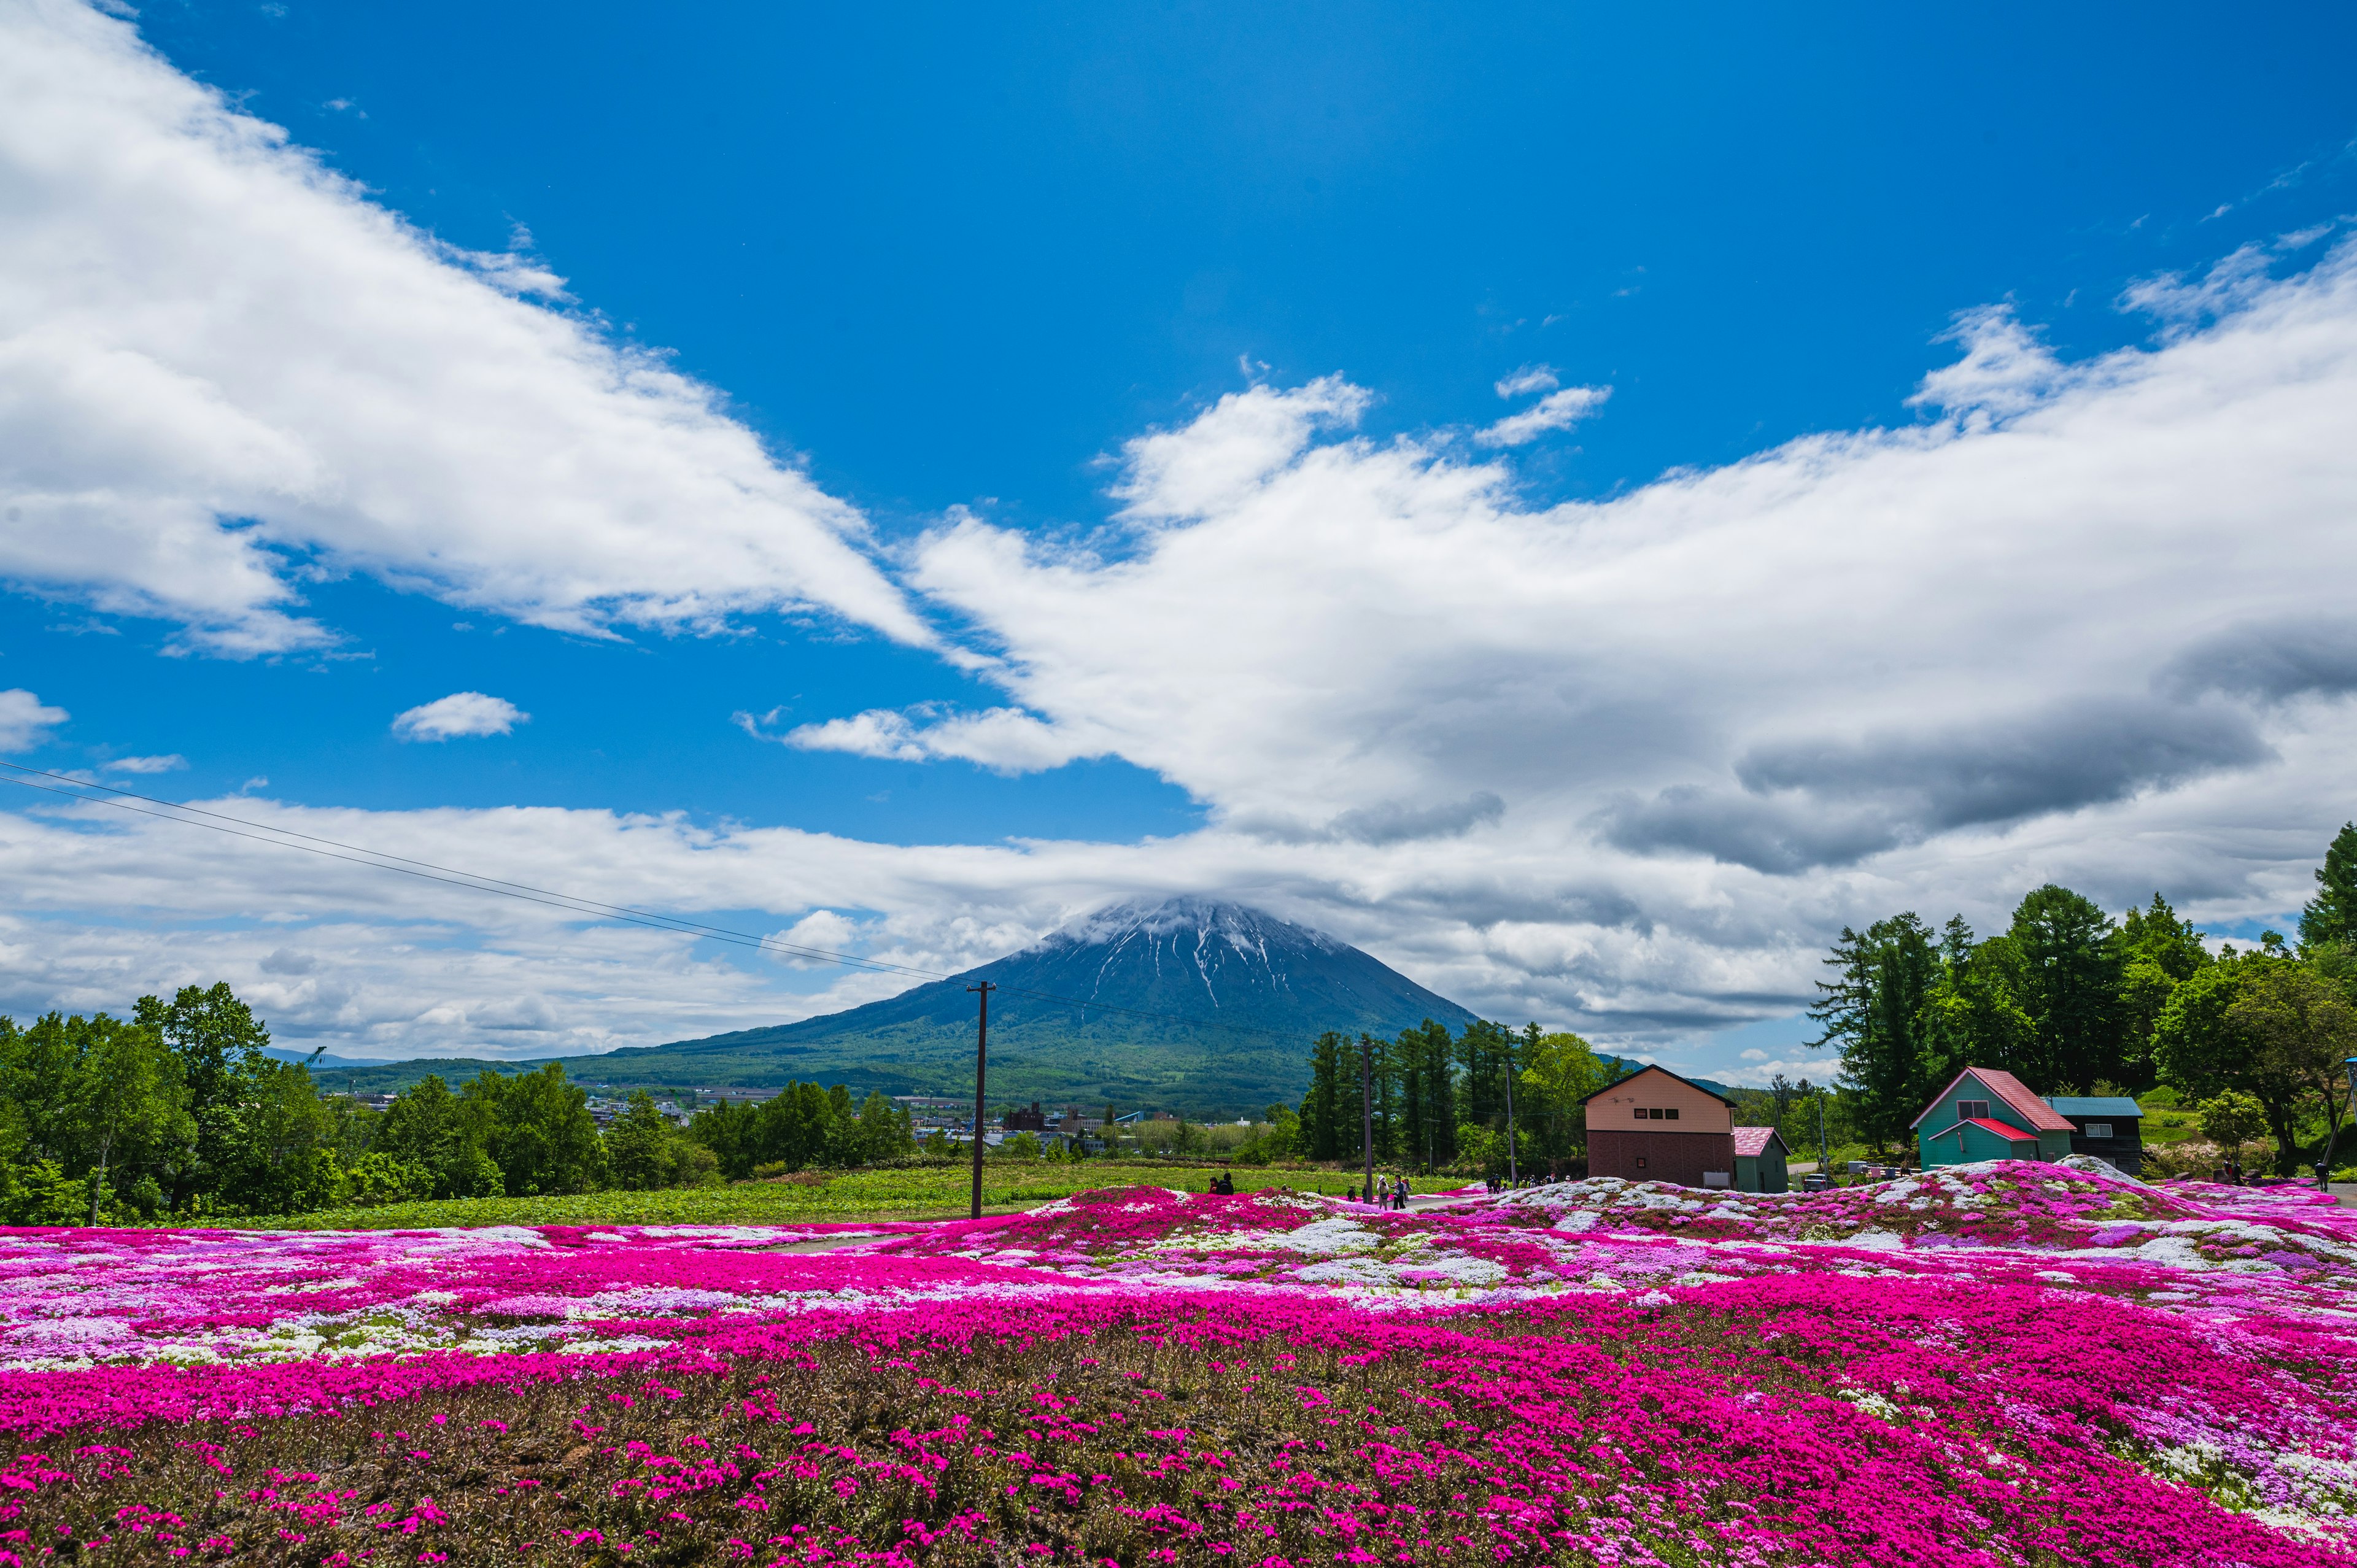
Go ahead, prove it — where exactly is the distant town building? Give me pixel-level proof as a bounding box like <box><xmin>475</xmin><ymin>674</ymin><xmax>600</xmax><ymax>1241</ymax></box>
<box><xmin>1912</xmin><ymin>1068</ymin><xmax>2075</xmax><ymax>1168</ymax></box>
<box><xmin>1004</xmin><ymin>1102</ymin><xmax>1050</xmax><ymax>1132</ymax></box>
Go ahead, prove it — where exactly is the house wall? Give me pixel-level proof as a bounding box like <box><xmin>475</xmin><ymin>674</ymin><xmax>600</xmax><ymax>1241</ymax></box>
<box><xmin>1922</xmin><ymin>1073</ymin><xmax>2034</xmax><ymax>1136</ymax></box>
<box><xmin>1756</xmin><ymin>1141</ymin><xmax>1788</xmax><ymax>1192</ymax></box>
<box><xmin>1922</xmin><ymin>1123</ymin><xmax>2035</xmax><ymax>1167</ymax></box>
<box><xmin>1589</xmin><ymin>1129</ymin><xmax>1737</xmax><ymax>1188</ymax></box>
<box><xmin>2069</xmin><ymin>1124</ymin><xmax>2143</xmax><ymax>1175</ymax></box>
<box><xmin>1961</xmin><ymin>1122</ymin><xmax>2039</xmax><ymax>1162</ymax></box>
<box><xmin>1589</xmin><ymin>1069</ymin><xmax>1735</xmax><ymax>1135</ymax></box>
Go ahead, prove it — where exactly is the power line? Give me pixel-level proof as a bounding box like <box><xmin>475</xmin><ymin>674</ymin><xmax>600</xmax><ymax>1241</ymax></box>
<box><xmin>0</xmin><ymin>760</ymin><xmax>1349</xmax><ymax>1048</ymax></box>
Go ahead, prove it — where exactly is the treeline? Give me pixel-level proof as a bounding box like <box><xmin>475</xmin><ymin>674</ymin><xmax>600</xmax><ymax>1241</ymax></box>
<box><xmin>686</xmin><ymin>1086</ymin><xmax>918</xmax><ymax>1180</ymax></box>
<box><xmin>0</xmin><ymin>981</ymin><xmax>921</xmax><ymax>1224</ymax></box>
<box><xmin>1291</xmin><ymin>1019</ymin><xmax>1622</xmax><ymax>1175</ymax></box>
<box><xmin>1813</xmin><ymin>823</ymin><xmax>2357</xmax><ymax>1174</ymax></box>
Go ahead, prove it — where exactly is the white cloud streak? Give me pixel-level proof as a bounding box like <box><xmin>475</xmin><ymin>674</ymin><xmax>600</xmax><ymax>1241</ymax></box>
<box><xmin>391</xmin><ymin>692</ymin><xmax>527</xmax><ymax>742</ymax></box>
<box><xmin>0</xmin><ymin>0</ymin><xmax>926</xmax><ymax>654</ymax></box>
<box><xmin>99</xmin><ymin>754</ymin><xmax>186</xmax><ymax>774</ymax></box>
<box><xmin>1474</xmin><ymin>384</ymin><xmax>1611</xmax><ymax>446</ymax></box>
<box><xmin>0</xmin><ymin>689</ymin><xmax>68</xmax><ymax>752</ymax></box>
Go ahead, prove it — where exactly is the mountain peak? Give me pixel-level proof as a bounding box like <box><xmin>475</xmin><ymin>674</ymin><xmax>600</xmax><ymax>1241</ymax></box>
<box><xmin>561</xmin><ymin>895</ymin><xmax>1477</xmax><ymax>1114</ymax></box>
<box><xmin>1040</xmin><ymin>897</ymin><xmax>1342</xmax><ymax>959</ymax></box>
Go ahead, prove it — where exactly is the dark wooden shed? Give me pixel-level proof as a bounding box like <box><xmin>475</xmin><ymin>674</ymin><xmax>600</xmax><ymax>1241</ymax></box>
<box><xmin>2042</xmin><ymin>1095</ymin><xmax>2143</xmax><ymax>1176</ymax></box>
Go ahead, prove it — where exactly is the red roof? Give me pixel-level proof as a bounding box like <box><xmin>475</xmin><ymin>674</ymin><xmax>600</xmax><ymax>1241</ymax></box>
<box><xmin>1960</xmin><ymin>1116</ymin><xmax>2040</xmax><ymax>1143</ymax></box>
<box><xmin>1929</xmin><ymin>1116</ymin><xmax>2039</xmax><ymax>1145</ymax></box>
<box><xmin>1908</xmin><ymin>1067</ymin><xmax>2076</xmax><ymax>1133</ymax></box>
<box><xmin>1730</xmin><ymin>1126</ymin><xmax>1783</xmax><ymax>1157</ymax></box>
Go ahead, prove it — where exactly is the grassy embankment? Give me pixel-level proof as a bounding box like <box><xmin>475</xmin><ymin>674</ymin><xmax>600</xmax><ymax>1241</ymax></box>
<box><xmin>230</xmin><ymin>1161</ymin><xmax>1468</xmax><ymax>1230</ymax></box>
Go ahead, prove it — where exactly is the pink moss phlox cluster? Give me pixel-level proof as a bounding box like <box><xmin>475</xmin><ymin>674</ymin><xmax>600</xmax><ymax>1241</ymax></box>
<box><xmin>6</xmin><ymin>1161</ymin><xmax>2357</xmax><ymax>1561</ymax></box>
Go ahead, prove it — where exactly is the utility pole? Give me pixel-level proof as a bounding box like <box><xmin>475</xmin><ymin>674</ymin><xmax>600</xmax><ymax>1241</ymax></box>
<box><xmin>967</xmin><ymin>981</ymin><xmax>995</xmax><ymax>1221</ymax></box>
<box><xmin>1816</xmin><ymin>1089</ymin><xmax>1830</xmax><ymax>1179</ymax></box>
<box><xmin>1503</xmin><ymin>1056</ymin><xmax>1518</xmax><ymax>1188</ymax></box>
<box><xmin>1360</xmin><ymin>1037</ymin><xmax>1376</xmax><ymax>1206</ymax></box>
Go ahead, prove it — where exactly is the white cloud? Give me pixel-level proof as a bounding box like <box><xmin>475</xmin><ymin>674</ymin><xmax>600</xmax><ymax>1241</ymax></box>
<box><xmin>1738</xmin><ymin>1049</ymin><xmax>1768</xmax><ymax>1062</ymax></box>
<box><xmin>9</xmin><ymin>74</ymin><xmax>2357</xmax><ymax>1069</ymax></box>
<box><xmin>100</xmin><ymin>754</ymin><xmax>186</xmax><ymax>773</ymax></box>
<box><xmin>392</xmin><ymin>692</ymin><xmax>527</xmax><ymax>742</ymax></box>
<box><xmin>0</xmin><ymin>689</ymin><xmax>68</xmax><ymax>751</ymax></box>
<box><xmin>1494</xmin><ymin>364</ymin><xmax>1560</xmax><ymax>398</ymax></box>
<box><xmin>780</xmin><ymin>705</ymin><xmax>1105</xmax><ymax>774</ymax></box>
<box><xmin>1474</xmin><ymin>384</ymin><xmax>1611</xmax><ymax>446</ymax></box>
<box><xmin>0</xmin><ymin>0</ymin><xmax>925</xmax><ymax>654</ymax></box>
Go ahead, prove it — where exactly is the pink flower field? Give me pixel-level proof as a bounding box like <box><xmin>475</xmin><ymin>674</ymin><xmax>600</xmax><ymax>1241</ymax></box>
<box><xmin>4</xmin><ymin>1159</ymin><xmax>2356</xmax><ymax>1566</ymax></box>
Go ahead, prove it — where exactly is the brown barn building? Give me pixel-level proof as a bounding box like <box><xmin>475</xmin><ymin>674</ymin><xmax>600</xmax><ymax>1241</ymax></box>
<box><xmin>1585</xmin><ymin>1065</ymin><xmax>1743</xmax><ymax>1188</ymax></box>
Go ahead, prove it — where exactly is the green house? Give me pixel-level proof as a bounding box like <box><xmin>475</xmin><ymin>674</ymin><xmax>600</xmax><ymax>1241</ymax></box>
<box><xmin>1911</xmin><ymin>1067</ymin><xmax>2075</xmax><ymax>1168</ymax></box>
<box><xmin>1730</xmin><ymin>1126</ymin><xmax>1789</xmax><ymax>1192</ymax></box>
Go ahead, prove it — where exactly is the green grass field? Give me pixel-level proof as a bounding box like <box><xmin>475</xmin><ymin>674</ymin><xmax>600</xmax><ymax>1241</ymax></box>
<box><xmin>231</xmin><ymin>1161</ymin><xmax>1469</xmax><ymax>1231</ymax></box>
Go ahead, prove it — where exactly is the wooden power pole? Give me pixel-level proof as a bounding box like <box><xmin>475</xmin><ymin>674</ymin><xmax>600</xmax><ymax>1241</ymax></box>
<box><xmin>968</xmin><ymin>981</ymin><xmax>995</xmax><ymax>1220</ymax></box>
<box><xmin>1360</xmin><ymin>1037</ymin><xmax>1375</xmax><ymax>1205</ymax></box>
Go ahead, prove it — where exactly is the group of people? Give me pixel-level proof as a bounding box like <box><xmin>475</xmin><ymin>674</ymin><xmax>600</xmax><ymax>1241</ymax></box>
<box><xmin>1484</xmin><ymin>1171</ymin><xmax>1554</xmax><ymax>1193</ymax></box>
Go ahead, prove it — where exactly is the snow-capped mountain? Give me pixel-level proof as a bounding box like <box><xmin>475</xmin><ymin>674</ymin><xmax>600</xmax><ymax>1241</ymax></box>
<box><xmin>583</xmin><ymin>898</ymin><xmax>1477</xmax><ymax>1116</ymax></box>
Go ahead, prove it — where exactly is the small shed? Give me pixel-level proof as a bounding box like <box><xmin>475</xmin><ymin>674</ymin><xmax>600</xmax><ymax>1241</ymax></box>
<box><xmin>1911</xmin><ymin>1067</ymin><xmax>2075</xmax><ymax>1169</ymax></box>
<box><xmin>1730</xmin><ymin>1126</ymin><xmax>1789</xmax><ymax>1192</ymax></box>
<box><xmin>2043</xmin><ymin>1095</ymin><xmax>2144</xmax><ymax>1176</ymax></box>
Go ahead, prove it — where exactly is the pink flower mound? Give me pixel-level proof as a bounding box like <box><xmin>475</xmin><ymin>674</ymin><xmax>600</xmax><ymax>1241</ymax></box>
<box><xmin>2</xmin><ymin>1165</ymin><xmax>2356</xmax><ymax>1564</ymax></box>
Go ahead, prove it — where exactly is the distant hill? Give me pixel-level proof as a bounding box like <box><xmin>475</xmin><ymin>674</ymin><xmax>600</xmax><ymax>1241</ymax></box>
<box><xmin>313</xmin><ymin>898</ymin><xmax>1479</xmax><ymax>1118</ymax></box>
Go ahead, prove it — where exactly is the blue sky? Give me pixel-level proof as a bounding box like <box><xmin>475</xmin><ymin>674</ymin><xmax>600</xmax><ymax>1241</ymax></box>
<box><xmin>4</xmin><ymin>0</ymin><xmax>2357</xmax><ymax>1083</ymax></box>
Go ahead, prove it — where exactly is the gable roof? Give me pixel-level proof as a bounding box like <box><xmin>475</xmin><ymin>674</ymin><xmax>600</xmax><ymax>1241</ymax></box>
<box><xmin>1927</xmin><ymin>1116</ymin><xmax>2040</xmax><ymax>1146</ymax></box>
<box><xmin>1960</xmin><ymin>1116</ymin><xmax>2040</xmax><ymax>1143</ymax></box>
<box><xmin>1730</xmin><ymin>1126</ymin><xmax>1784</xmax><ymax>1158</ymax></box>
<box><xmin>1908</xmin><ymin>1067</ymin><xmax>2075</xmax><ymax>1132</ymax></box>
<box><xmin>2044</xmin><ymin>1096</ymin><xmax>2143</xmax><ymax>1118</ymax></box>
<box><xmin>1581</xmin><ymin>1062</ymin><xmax>1738</xmax><ymax>1109</ymax></box>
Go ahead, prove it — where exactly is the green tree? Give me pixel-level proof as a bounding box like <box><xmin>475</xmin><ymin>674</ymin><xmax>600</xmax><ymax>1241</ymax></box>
<box><xmin>1393</xmin><ymin>1020</ymin><xmax>1457</xmax><ymax>1169</ymax></box>
<box><xmin>752</xmin><ymin>1081</ymin><xmax>840</xmax><ymax>1172</ymax></box>
<box><xmin>687</xmin><ymin>1099</ymin><xmax>763</xmax><ymax>1181</ymax></box>
<box><xmin>2111</xmin><ymin>894</ymin><xmax>2213</xmax><ymax>1084</ymax></box>
<box><xmin>2227</xmin><ymin>963</ymin><xmax>2357</xmax><ymax>1184</ymax></box>
<box><xmin>1298</xmin><ymin>1032</ymin><xmax>1346</xmax><ymax>1161</ymax></box>
<box><xmin>377</xmin><ymin>1075</ymin><xmax>503</xmax><ymax>1199</ymax></box>
<box><xmin>68</xmin><ymin>1016</ymin><xmax>188</xmax><ymax>1224</ymax></box>
<box><xmin>1809</xmin><ymin>914</ymin><xmax>1941</xmax><ymax>1148</ymax></box>
<box><xmin>2302</xmin><ymin>822</ymin><xmax>2357</xmax><ymax>950</ymax></box>
<box><xmin>605</xmin><ymin>1092</ymin><xmax>680</xmax><ymax>1191</ymax></box>
<box><xmin>851</xmin><ymin>1089</ymin><xmax>916</xmax><ymax>1165</ymax></box>
<box><xmin>1518</xmin><ymin>1030</ymin><xmax>1614</xmax><ymax>1165</ymax></box>
<box><xmin>2196</xmin><ymin>1089</ymin><xmax>2269</xmax><ymax>1172</ymax></box>
<box><xmin>465</xmin><ymin>1065</ymin><xmax>603</xmax><ymax>1195</ymax></box>
<box><xmin>2150</xmin><ymin>955</ymin><xmax>2328</xmax><ymax>1172</ymax></box>
<box><xmin>1996</xmin><ymin>884</ymin><xmax>2127</xmax><ymax>1094</ymax></box>
<box><xmin>134</xmin><ymin>983</ymin><xmax>273</xmax><ymax>1209</ymax></box>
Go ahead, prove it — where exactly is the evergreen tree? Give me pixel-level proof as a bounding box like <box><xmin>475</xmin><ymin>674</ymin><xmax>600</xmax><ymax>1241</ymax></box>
<box><xmin>1298</xmin><ymin>1032</ymin><xmax>1345</xmax><ymax>1161</ymax></box>
<box><xmin>1921</xmin><ymin>916</ymin><xmax>2034</xmax><ymax>1088</ymax></box>
<box><xmin>2303</xmin><ymin>822</ymin><xmax>2357</xmax><ymax>950</ymax></box>
<box><xmin>1395</xmin><ymin>1019</ymin><xmax>1457</xmax><ymax>1168</ymax></box>
<box><xmin>2111</xmin><ymin>893</ymin><xmax>2211</xmax><ymax>1087</ymax></box>
<box><xmin>1808</xmin><ymin>914</ymin><xmax>1941</xmax><ymax>1148</ymax></box>
<box><xmin>1999</xmin><ymin>884</ymin><xmax>2127</xmax><ymax>1093</ymax></box>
